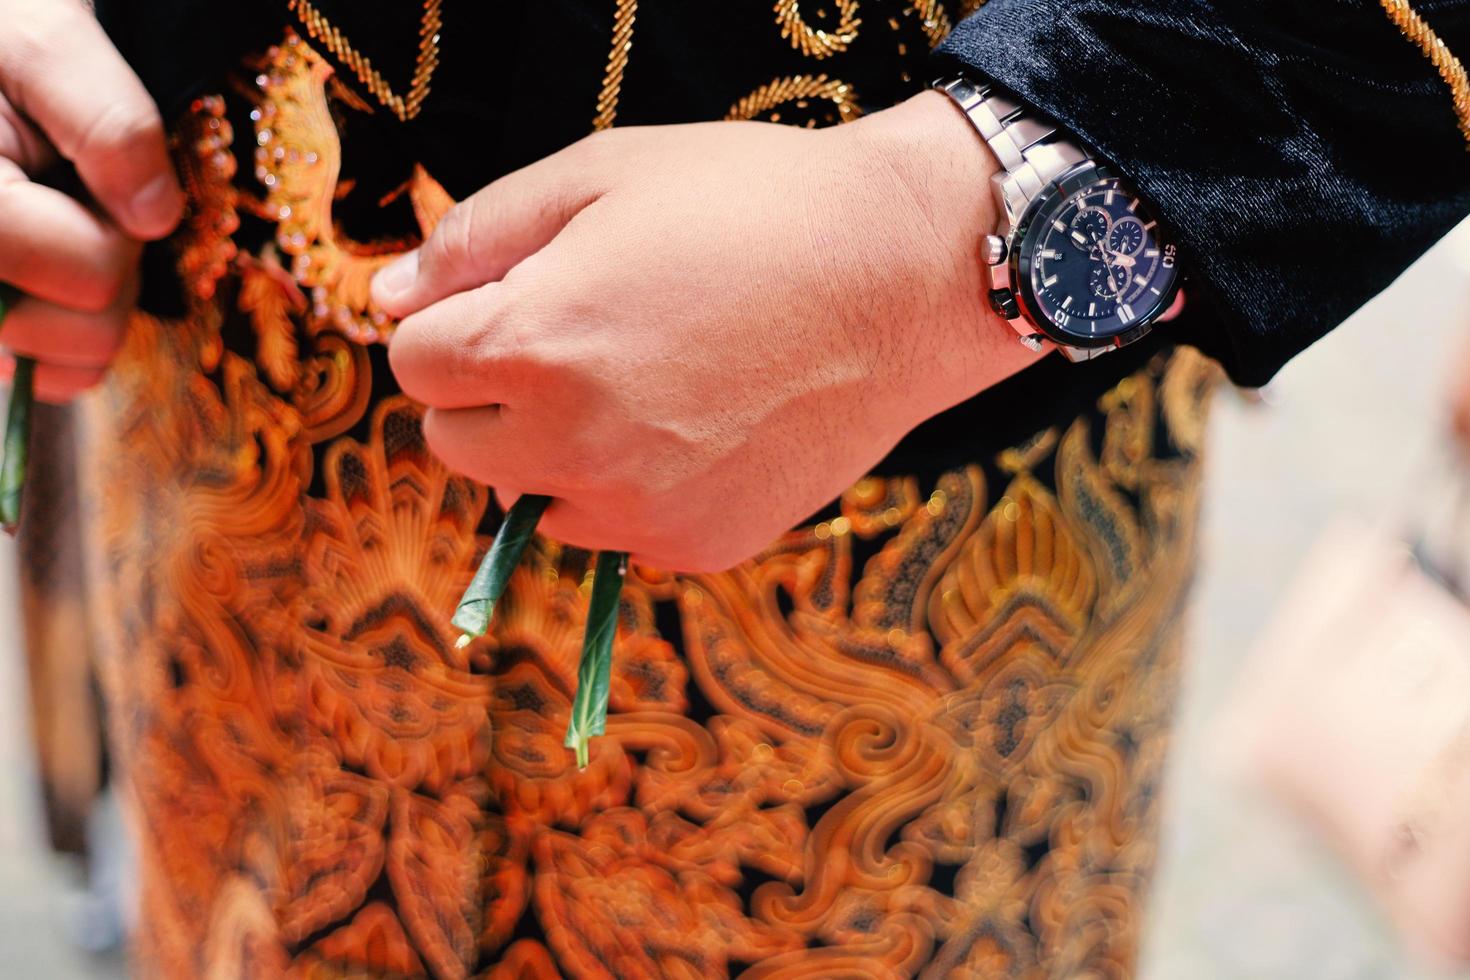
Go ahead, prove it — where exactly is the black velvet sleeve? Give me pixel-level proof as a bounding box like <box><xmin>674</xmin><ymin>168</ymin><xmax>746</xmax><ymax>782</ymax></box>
<box><xmin>934</xmin><ymin>0</ymin><xmax>1470</xmax><ymax>386</ymax></box>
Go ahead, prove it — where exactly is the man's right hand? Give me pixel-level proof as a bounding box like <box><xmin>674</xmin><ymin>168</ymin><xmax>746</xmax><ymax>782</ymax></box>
<box><xmin>0</xmin><ymin>0</ymin><xmax>182</xmax><ymax>402</ymax></box>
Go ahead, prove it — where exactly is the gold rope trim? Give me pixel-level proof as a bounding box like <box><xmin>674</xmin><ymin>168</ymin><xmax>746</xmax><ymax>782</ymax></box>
<box><xmin>592</xmin><ymin>0</ymin><xmax>638</xmax><ymax>131</ymax></box>
<box><xmin>287</xmin><ymin>0</ymin><xmax>442</xmax><ymax>122</ymax></box>
<box><xmin>726</xmin><ymin>74</ymin><xmax>861</xmax><ymax>124</ymax></box>
<box><xmin>1379</xmin><ymin>0</ymin><xmax>1470</xmax><ymax>147</ymax></box>
<box><xmin>775</xmin><ymin>0</ymin><xmax>861</xmax><ymax>60</ymax></box>
<box><xmin>910</xmin><ymin>1</ymin><xmax>953</xmax><ymax>49</ymax></box>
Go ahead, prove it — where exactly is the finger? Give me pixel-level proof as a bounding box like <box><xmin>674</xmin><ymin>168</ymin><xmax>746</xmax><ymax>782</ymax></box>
<box><xmin>536</xmin><ymin>498</ymin><xmax>640</xmax><ymax>556</ymax></box>
<box><xmin>550</xmin><ymin>508</ymin><xmax>756</xmax><ymax>574</ymax></box>
<box><xmin>33</xmin><ymin>363</ymin><xmax>105</xmax><ymax>404</ymax></box>
<box><xmin>628</xmin><ymin>553</ymin><xmax>680</xmax><ymax>574</ymax></box>
<box><xmin>388</xmin><ymin>283</ymin><xmax>528</xmax><ymax>410</ymax></box>
<box><xmin>491</xmin><ymin>486</ymin><xmax>524</xmax><ymax>516</ymax></box>
<box><xmin>0</xmin><ymin>282</ymin><xmax>134</xmax><ymax>367</ymax></box>
<box><xmin>0</xmin><ymin>159</ymin><xmax>139</xmax><ymax>311</ymax></box>
<box><xmin>0</xmin><ymin>91</ymin><xmax>54</xmax><ymax>174</ymax></box>
<box><xmin>0</xmin><ymin>1</ymin><xmax>183</xmax><ymax>239</ymax></box>
<box><xmin>422</xmin><ymin>405</ymin><xmax>561</xmax><ymax>495</ymax></box>
<box><xmin>0</xmin><ymin>355</ymin><xmax>105</xmax><ymax>405</ymax></box>
<box><xmin>372</xmin><ymin>131</ymin><xmax>625</xmax><ymax>317</ymax></box>
<box><xmin>535</xmin><ymin>499</ymin><xmax>702</xmax><ymax>568</ymax></box>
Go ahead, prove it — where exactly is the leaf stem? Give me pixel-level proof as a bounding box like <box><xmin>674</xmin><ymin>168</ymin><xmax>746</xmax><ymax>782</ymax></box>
<box><xmin>564</xmin><ymin>550</ymin><xmax>626</xmax><ymax>769</ymax></box>
<box><xmin>0</xmin><ymin>356</ymin><xmax>33</xmax><ymax>534</ymax></box>
<box><xmin>0</xmin><ymin>284</ymin><xmax>31</xmax><ymax>534</ymax></box>
<box><xmin>452</xmin><ymin>493</ymin><xmax>552</xmax><ymax>647</ymax></box>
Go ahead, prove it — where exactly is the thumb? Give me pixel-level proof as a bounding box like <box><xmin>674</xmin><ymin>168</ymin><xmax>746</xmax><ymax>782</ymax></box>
<box><xmin>372</xmin><ymin>130</ymin><xmax>625</xmax><ymax>318</ymax></box>
<box><xmin>0</xmin><ymin>2</ymin><xmax>183</xmax><ymax>239</ymax></box>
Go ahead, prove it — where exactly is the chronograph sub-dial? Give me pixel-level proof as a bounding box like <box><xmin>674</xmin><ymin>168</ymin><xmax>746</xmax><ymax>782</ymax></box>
<box><xmin>1089</xmin><ymin>263</ymin><xmax>1129</xmax><ymax>299</ymax></box>
<box><xmin>1107</xmin><ymin>216</ymin><xmax>1146</xmax><ymax>256</ymax></box>
<box><xmin>1068</xmin><ymin>207</ymin><xmax>1110</xmax><ymax>251</ymax></box>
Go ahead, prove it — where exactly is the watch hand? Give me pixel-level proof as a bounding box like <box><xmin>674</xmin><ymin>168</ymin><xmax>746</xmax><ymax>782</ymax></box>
<box><xmin>1089</xmin><ymin>235</ymin><xmax>1130</xmax><ymax>297</ymax></box>
<box><xmin>1091</xmin><ymin>230</ymin><xmax>1137</xmax><ymax>270</ymax></box>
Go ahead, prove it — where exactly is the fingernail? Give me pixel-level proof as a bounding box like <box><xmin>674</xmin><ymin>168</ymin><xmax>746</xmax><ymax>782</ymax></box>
<box><xmin>128</xmin><ymin>173</ymin><xmax>183</xmax><ymax>236</ymax></box>
<box><xmin>374</xmin><ymin>252</ymin><xmax>419</xmax><ymax>302</ymax></box>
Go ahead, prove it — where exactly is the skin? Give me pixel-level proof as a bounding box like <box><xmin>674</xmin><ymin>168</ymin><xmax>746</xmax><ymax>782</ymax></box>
<box><xmin>375</xmin><ymin>93</ymin><xmax>1038</xmax><ymax>572</ymax></box>
<box><xmin>1454</xmin><ymin>336</ymin><xmax>1470</xmax><ymax>451</ymax></box>
<box><xmin>0</xmin><ymin>0</ymin><xmax>183</xmax><ymax>402</ymax></box>
<box><xmin>7</xmin><ymin>0</ymin><xmax>1035</xmax><ymax>570</ymax></box>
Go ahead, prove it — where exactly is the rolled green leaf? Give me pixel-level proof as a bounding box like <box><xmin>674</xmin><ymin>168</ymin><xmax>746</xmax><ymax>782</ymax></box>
<box><xmin>0</xmin><ymin>280</ymin><xmax>31</xmax><ymax>534</ymax></box>
<box><xmin>564</xmin><ymin>550</ymin><xmax>625</xmax><ymax>770</ymax></box>
<box><xmin>451</xmin><ymin>493</ymin><xmax>551</xmax><ymax>647</ymax></box>
<box><xmin>0</xmin><ymin>355</ymin><xmax>33</xmax><ymax>533</ymax></box>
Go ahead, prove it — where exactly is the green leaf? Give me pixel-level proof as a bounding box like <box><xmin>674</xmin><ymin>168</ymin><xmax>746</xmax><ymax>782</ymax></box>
<box><xmin>0</xmin><ymin>284</ymin><xmax>31</xmax><ymax>535</ymax></box>
<box><xmin>451</xmin><ymin>493</ymin><xmax>551</xmax><ymax>646</ymax></box>
<box><xmin>0</xmin><ymin>355</ymin><xmax>33</xmax><ymax>533</ymax></box>
<box><xmin>564</xmin><ymin>550</ymin><xmax>625</xmax><ymax>770</ymax></box>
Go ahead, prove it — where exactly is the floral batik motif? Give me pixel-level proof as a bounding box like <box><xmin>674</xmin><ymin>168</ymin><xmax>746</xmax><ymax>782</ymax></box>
<box><xmin>68</xmin><ymin>18</ymin><xmax>1220</xmax><ymax>980</ymax></box>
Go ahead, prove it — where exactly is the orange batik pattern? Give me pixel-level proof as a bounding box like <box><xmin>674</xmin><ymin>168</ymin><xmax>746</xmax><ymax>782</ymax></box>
<box><xmin>73</xmin><ymin>27</ymin><xmax>1219</xmax><ymax>980</ymax></box>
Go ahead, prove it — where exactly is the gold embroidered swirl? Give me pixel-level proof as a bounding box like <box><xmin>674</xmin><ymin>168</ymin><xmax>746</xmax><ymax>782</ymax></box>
<box><xmin>72</xmin><ymin>26</ymin><xmax>1222</xmax><ymax>980</ymax></box>
<box><xmin>775</xmin><ymin>0</ymin><xmax>861</xmax><ymax>59</ymax></box>
<box><xmin>593</xmin><ymin>0</ymin><xmax>639</xmax><ymax>131</ymax></box>
<box><xmin>251</xmin><ymin>34</ymin><xmax>449</xmax><ymax>346</ymax></box>
<box><xmin>726</xmin><ymin>74</ymin><xmax>861</xmax><ymax>125</ymax></box>
<box><xmin>286</xmin><ymin>0</ymin><xmax>442</xmax><ymax>122</ymax></box>
<box><xmin>910</xmin><ymin>0</ymin><xmax>953</xmax><ymax>48</ymax></box>
<box><xmin>1379</xmin><ymin>0</ymin><xmax>1470</xmax><ymax>146</ymax></box>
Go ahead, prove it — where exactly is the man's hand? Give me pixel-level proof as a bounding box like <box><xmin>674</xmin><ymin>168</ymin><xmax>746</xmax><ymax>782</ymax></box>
<box><xmin>375</xmin><ymin>91</ymin><xmax>1038</xmax><ymax>572</ymax></box>
<box><xmin>0</xmin><ymin>0</ymin><xmax>182</xmax><ymax>401</ymax></box>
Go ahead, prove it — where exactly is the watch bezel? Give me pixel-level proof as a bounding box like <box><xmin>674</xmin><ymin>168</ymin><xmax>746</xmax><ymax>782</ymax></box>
<box><xmin>1009</xmin><ymin>162</ymin><xmax>1181</xmax><ymax>349</ymax></box>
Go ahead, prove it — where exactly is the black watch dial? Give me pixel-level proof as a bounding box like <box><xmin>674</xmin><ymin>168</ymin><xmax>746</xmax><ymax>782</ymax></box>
<box><xmin>1013</xmin><ymin>167</ymin><xmax>1179</xmax><ymax>345</ymax></box>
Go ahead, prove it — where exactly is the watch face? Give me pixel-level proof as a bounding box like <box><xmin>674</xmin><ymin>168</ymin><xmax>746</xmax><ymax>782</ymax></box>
<box><xmin>1013</xmin><ymin>165</ymin><xmax>1179</xmax><ymax>346</ymax></box>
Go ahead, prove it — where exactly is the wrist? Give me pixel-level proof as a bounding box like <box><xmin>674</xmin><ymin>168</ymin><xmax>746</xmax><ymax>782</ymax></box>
<box><xmin>852</xmin><ymin>90</ymin><xmax>1046</xmax><ymax>423</ymax></box>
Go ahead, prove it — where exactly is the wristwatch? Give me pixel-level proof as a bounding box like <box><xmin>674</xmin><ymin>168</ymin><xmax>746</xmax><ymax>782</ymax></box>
<box><xmin>934</xmin><ymin>75</ymin><xmax>1185</xmax><ymax>361</ymax></box>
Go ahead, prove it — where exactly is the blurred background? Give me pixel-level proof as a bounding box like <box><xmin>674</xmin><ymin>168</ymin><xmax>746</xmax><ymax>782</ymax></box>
<box><xmin>2</xmin><ymin>218</ymin><xmax>1469</xmax><ymax>978</ymax></box>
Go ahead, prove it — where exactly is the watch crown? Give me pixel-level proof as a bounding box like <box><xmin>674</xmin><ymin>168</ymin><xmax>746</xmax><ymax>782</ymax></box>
<box><xmin>1018</xmin><ymin>334</ymin><xmax>1046</xmax><ymax>353</ymax></box>
<box><xmin>982</xmin><ymin>235</ymin><xmax>1008</xmax><ymax>266</ymax></box>
<box><xmin>987</xmin><ymin>288</ymin><xmax>1020</xmax><ymax>320</ymax></box>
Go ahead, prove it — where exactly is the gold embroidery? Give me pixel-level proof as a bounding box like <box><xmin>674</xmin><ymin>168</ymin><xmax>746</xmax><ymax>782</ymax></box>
<box><xmin>930</xmin><ymin>471</ymin><xmax>1096</xmax><ymax>682</ymax></box>
<box><xmin>1056</xmin><ymin>418</ymin><xmax>1146</xmax><ymax>621</ymax></box>
<box><xmin>853</xmin><ymin>466</ymin><xmax>984</xmax><ymax>652</ymax></box>
<box><xmin>1098</xmin><ymin>371</ymin><xmax>1156</xmax><ymax>491</ymax></box>
<box><xmin>236</xmin><ymin>249</ymin><xmax>304</xmax><ymax>391</ymax></box>
<box><xmin>1159</xmin><ymin>346</ymin><xmax>1222</xmax><ymax>455</ymax></box>
<box><xmin>997</xmin><ymin>427</ymin><xmax>1059</xmax><ymax>475</ymax></box>
<box><xmin>1379</xmin><ymin>0</ymin><xmax>1470</xmax><ymax>146</ymax></box>
<box><xmin>909</xmin><ymin>0</ymin><xmax>953</xmax><ymax>48</ymax></box>
<box><xmin>593</xmin><ymin>0</ymin><xmax>639</xmax><ymax>131</ymax></box>
<box><xmin>81</xmin><ymin>26</ymin><xmax>1221</xmax><ymax>980</ymax></box>
<box><xmin>726</xmin><ymin>74</ymin><xmax>862</xmax><ymax>125</ymax></box>
<box><xmin>775</xmin><ymin>0</ymin><xmax>861</xmax><ymax>60</ymax></box>
<box><xmin>405</xmin><ymin>162</ymin><xmax>455</xmax><ymax>233</ymax></box>
<box><xmin>292</xmin><ymin>903</ymin><xmax>426</xmax><ymax>977</ymax></box>
<box><xmin>840</xmin><ymin>473</ymin><xmax>921</xmax><ymax>537</ymax></box>
<box><xmin>251</xmin><ymin>34</ymin><xmax>445</xmax><ymax>345</ymax></box>
<box><xmin>286</xmin><ymin>0</ymin><xmax>442</xmax><ymax>122</ymax></box>
<box><xmin>174</xmin><ymin>95</ymin><xmax>239</xmax><ymax>304</ymax></box>
<box><xmin>92</xmin><ymin>266</ymin><xmax>1213</xmax><ymax>978</ymax></box>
